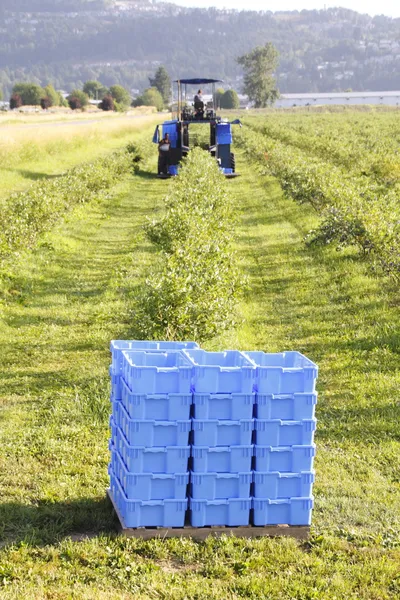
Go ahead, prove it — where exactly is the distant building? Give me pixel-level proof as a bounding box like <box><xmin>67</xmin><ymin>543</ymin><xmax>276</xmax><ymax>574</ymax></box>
<box><xmin>275</xmin><ymin>91</ymin><xmax>400</xmax><ymax>108</ymax></box>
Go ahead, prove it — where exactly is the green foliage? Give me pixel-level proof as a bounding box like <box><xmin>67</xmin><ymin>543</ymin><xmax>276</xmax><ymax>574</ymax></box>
<box><xmin>220</xmin><ymin>89</ymin><xmax>240</xmax><ymax>109</ymax></box>
<box><xmin>133</xmin><ymin>87</ymin><xmax>164</xmax><ymax>111</ymax></box>
<box><xmin>149</xmin><ymin>65</ymin><xmax>171</xmax><ymax>105</ymax></box>
<box><xmin>67</xmin><ymin>89</ymin><xmax>89</xmax><ymax>110</ymax></box>
<box><xmin>239</xmin><ymin>114</ymin><xmax>400</xmax><ymax>280</ymax></box>
<box><xmin>0</xmin><ymin>144</ymin><xmax>142</xmax><ymax>268</ymax></box>
<box><xmin>58</xmin><ymin>92</ymin><xmax>68</xmax><ymax>107</ymax></box>
<box><xmin>125</xmin><ymin>141</ymin><xmax>144</xmax><ymax>173</ymax></box>
<box><xmin>44</xmin><ymin>84</ymin><xmax>60</xmax><ymax>107</ymax></box>
<box><xmin>83</xmin><ymin>79</ymin><xmax>107</xmax><ymax>99</ymax></box>
<box><xmin>237</xmin><ymin>43</ymin><xmax>279</xmax><ymax>108</ymax></box>
<box><xmin>214</xmin><ymin>87</ymin><xmax>225</xmax><ymax>109</ymax></box>
<box><xmin>134</xmin><ymin>149</ymin><xmax>244</xmax><ymax>341</ymax></box>
<box><xmin>0</xmin><ymin>88</ymin><xmax>3</xmax><ymax>101</ymax></box>
<box><xmin>109</xmin><ymin>84</ymin><xmax>130</xmax><ymax>107</ymax></box>
<box><xmin>12</xmin><ymin>82</ymin><xmax>45</xmax><ymax>105</ymax></box>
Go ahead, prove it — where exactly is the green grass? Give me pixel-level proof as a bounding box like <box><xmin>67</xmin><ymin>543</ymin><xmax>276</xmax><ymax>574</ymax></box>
<box><xmin>0</xmin><ymin>135</ymin><xmax>399</xmax><ymax>598</ymax></box>
<box><xmin>0</xmin><ymin>114</ymin><xmax>158</xmax><ymax>200</ymax></box>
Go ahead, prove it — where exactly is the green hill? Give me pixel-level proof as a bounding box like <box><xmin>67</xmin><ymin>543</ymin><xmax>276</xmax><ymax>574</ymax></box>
<box><xmin>1</xmin><ymin>2</ymin><xmax>399</xmax><ymax>97</ymax></box>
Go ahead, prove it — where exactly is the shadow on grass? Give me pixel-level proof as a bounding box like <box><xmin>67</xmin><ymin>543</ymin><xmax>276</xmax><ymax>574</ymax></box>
<box><xmin>136</xmin><ymin>169</ymin><xmax>160</xmax><ymax>180</ymax></box>
<box><xmin>0</xmin><ymin>496</ymin><xmax>117</xmax><ymax>547</ymax></box>
<box><xmin>3</xmin><ymin>169</ymin><xmax>62</xmax><ymax>183</ymax></box>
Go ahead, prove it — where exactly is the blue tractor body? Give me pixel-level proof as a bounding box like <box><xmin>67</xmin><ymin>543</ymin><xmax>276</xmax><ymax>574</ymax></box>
<box><xmin>153</xmin><ymin>78</ymin><xmax>241</xmax><ymax>178</ymax></box>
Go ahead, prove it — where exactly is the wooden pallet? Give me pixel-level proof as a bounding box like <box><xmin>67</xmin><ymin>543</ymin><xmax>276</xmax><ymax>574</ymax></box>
<box><xmin>107</xmin><ymin>490</ymin><xmax>310</xmax><ymax>540</ymax></box>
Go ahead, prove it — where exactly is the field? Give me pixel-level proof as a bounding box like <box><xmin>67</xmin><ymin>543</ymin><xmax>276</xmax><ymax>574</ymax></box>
<box><xmin>0</xmin><ymin>110</ymin><xmax>157</xmax><ymax>201</ymax></box>
<box><xmin>0</xmin><ymin>110</ymin><xmax>399</xmax><ymax>599</ymax></box>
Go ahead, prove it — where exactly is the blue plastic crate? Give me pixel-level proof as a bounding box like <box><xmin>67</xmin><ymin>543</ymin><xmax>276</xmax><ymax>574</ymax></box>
<box><xmin>110</xmin><ymin>446</ymin><xmax>119</xmax><ymax>478</ymax></box>
<box><xmin>254</xmin><ymin>419</ymin><xmax>316</xmax><ymax>447</ymax></box>
<box><xmin>256</xmin><ymin>393</ymin><xmax>317</xmax><ymax>420</ymax></box>
<box><xmin>121</xmin><ymin>379</ymin><xmax>192</xmax><ymax>421</ymax></box>
<box><xmin>110</xmin><ymin>340</ymin><xmax>199</xmax><ymax>375</ymax></box>
<box><xmin>253</xmin><ymin>471</ymin><xmax>315</xmax><ymax>499</ymax></box>
<box><xmin>192</xmin><ymin>446</ymin><xmax>253</xmax><ymax>473</ymax></box>
<box><xmin>183</xmin><ymin>350</ymin><xmax>256</xmax><ymax>394</ymax></box>
<box><xmin>119</xmin><ymin>403</ymin><xmax>191</xmax><ymax>446</ymax></box>
<box><xmin>114</xmin><ymin>451</ymin><xmax>189</xmax><ymax>500</ymax></box>
<box><xmin>109</xmin><ymin>366</ymin><xmax>123</xmax><ymax>401</ymax></box>
<box><xmin>252</xmin><ymin>497</ymin><xmax>314</xmax><ymax>526</ymax></box>
<box><xmin>122</xmin><ymin>350</ymin><xmax>194</xmax><ymax>394</ymax></box>
<box><xmin>254</xmin><ymin>445</ymin><xmax>316</xmax><ymax>473</ymax></box>
<box><xmin>193</xmin><ymin>393</ymin><xmax>255</xmax><ymax>420</ymax></box>
<box><xmin>191</xmin><ymin>472</ymin><xmax>252</xmax><ymax>500</ymax></box>
<box><xmin>111</xmin><ymin>400</ymin><xmax>123</xmax><ymax>431</ymax></box>
<box><xmin>116</xmin><ymin>426</ymin><xmax>190</xmax><ymax>473</ymax></box>
<box><xmin>192</xmin><ymin>419</ymin><xmax>254</xmax><ymax>447</ymax></box>
<box><xmin>190</xmin><ymin>498</ymin><xmax>251</xmax><ymax>527</ymax></box>
<box><xmin>110</xmin><ymin>473</ymin><xmax>187</xmax><ymax>528</ymax></box>
<box><xmin>109</xmin><ymin>416</ymin><xmax>118</xmax><ymax>443</ymax></box>
<box><xmin>244</xmin><ymin>351</ymin><xmax>318</xmax><ymax>394</ymax></box>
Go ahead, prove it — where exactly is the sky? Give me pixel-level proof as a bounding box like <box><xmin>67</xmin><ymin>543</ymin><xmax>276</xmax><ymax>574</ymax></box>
<box><xmin>171</xmin><ymin>0</ymin><xmax>400</xmax><ymax>18</ymax></box>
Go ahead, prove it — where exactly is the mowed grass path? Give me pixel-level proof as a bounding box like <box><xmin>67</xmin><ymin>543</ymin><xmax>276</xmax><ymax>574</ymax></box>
<box><xmin>0</xmin><ymin>144</ymin><xmax>399</xmax><ymax>598</ymax></box>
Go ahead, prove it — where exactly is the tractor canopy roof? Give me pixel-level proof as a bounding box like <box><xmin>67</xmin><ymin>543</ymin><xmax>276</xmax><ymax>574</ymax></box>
<box><xmin>174</xmin><ymin>78</ymin><xmax>223</xmax><ymax>85</ymax></box>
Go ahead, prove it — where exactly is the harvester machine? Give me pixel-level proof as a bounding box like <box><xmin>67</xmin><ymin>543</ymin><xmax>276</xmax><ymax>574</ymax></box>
<box><xmin>152</xmin><ymin>78</ymin><xmax>241</xmax><ymax>178</ymax></box>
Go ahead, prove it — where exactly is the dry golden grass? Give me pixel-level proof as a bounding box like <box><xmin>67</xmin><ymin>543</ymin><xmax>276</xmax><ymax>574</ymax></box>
<box><xmin>0</xmin><ymin>112</ymin><xmax>160</xmax><ymax>200</ymax></box>
<box><xmin>0</xmin><ymin>113</ymin><xmax>160</xmax><ymax>168</ymax></box>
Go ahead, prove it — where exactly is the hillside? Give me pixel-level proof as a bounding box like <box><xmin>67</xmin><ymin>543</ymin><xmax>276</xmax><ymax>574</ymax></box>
<box><xmin>1</xmin><ymin>1</ymin><xmax>400</xmax><ymax>96</ymax></box>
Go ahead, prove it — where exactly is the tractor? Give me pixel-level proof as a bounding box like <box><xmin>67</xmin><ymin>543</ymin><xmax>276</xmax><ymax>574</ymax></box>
<box><xmin>152</xmin><ymin>78</ymin><xmax>241</xmax><ymax>178</ymax></box>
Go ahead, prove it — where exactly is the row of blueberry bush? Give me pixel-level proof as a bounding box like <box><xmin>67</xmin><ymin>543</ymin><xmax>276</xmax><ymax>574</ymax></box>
<box><xmin>0</xmin><ymin>142</ymin><xmax>145</xmax><ymax>271</ymax></box>
<box><xmin>133</xmin><ymin>148</ymin><xmax>245</xmax><ymax>342</ymax></box>
<box><xmin>237</xmin><ymin>123</ymin><xmax>400</xmax><ymax>281</ymax></box>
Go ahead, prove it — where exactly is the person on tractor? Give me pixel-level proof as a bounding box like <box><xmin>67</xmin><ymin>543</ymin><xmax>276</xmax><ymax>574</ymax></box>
<box><xmin>158</xmin><ymin>133</ymin><xmax>171</xmax><ymax>175</ymax></box>
<box><xmin>194</xmin><ymin>89</ymin><xmax>204</xmax><ymax>118</ymax></box>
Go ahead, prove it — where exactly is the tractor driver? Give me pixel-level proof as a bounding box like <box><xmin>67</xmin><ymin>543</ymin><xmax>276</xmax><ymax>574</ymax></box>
<box><xmin>158</xmin><ymin>132</ymin><xmax>171</xmax><ymax>175</ymax></box>
<box><xmin>194</xmin><ymin>89</ymin><xmax>205</xmax><ymax>118</ymax></box>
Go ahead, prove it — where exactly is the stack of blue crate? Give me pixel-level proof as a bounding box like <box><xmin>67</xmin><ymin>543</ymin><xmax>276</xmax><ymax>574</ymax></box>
<box><xmin>108</xmin><ymin>340</ymin><xmax>198</xmax><ymax>528</ymax></box>
<box><xmin>244</xmin><ymin>351</ymin><xmax>318</xmax><ymax>526</ymax></box>
<box><xmin>184</xmin><ymin>350</ymin><xmax>256</xmax><ymax>527</ymax></box>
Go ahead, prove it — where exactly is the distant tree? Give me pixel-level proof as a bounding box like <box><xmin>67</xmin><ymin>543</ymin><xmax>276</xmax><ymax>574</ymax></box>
<box><xmin>0</xmin><ymin>89</ymin><xmax>3</xmax><ymax>101</ymax></box>
<box><xmin>109</xmin><ymin>84</ymin><xmax>130</xmax><ymax>107</ymax></box>
<box><xmin>12</xmin><ymin>82</ymin><xmax>45</xmax><ymax>105</ymax></box>
<box><xmin>149</xmin><ymin>66</ymin><xmax>171</xmax><ymax>105</ymax></box>
<box><xmin>237</xmin><ymin>43</ymin><xmax>280</xmax><ymax>108</ymax></box>
<box><xmin>99</xmin><ymin>94</ymin><xmax>115</xmax><ymax>111</ymax></box>
<box><xmin>58</xmin><ymin>92</ymin><xmax>68</xmax><ymax>107</ymax></box>
<box><xmin>44</xmin><ymin>84</ymin><xmax>60</xmax><ymax>107</ymax></box>
<box><xmin>83</xmin><ymin>80</ymin><xmax>107</xmax><ymax>99</ymax></box>
<box><xmin>214</xmin><ymin>87</ymin><xmax>225</xmax><ymax>109</ymax></box>
<box><xmin>220</xmin><ymin>89</ymin><xmax>240</xmax><ymax>109</ymax></box>
<box><xmin>10</xmin><ymin>93</ymin><xmax>22</xmax><ymax>109</ymax></box>
<box><xmin>40</xmin><ymin>96</ymin><xmax>51</xmax><ymax>110</ymax></box>
<box><xmin>67</xmin><ymin>89</ymin><xmax>89</xmax><ymax>110</ymax></box>
<box><xmin>133</xmin><ymin>87</ymin><xmax>164</xmax><ymax>111</ymax></box>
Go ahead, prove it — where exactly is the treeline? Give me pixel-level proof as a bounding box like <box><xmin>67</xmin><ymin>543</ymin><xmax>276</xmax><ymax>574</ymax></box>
<box><xmin>5</xmin><ymin>67</ymin><xmax>173</xmax><ymax>111</ymax></box>
<box><xmin>4</xmin><ymin>65</ymin><xmax>245</xmax><ymax>112</ymax></box>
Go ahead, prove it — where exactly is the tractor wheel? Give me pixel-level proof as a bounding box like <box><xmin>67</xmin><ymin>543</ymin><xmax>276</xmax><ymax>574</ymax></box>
<box><xmin>230</xmin><ymin>152</ymin><xmax>236</xmax><ymax>173</ymax></box>
<box><xmin>183</xmin><ymin>126</ymin><xmax>189</xmax><ymax>147</ymax></box>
